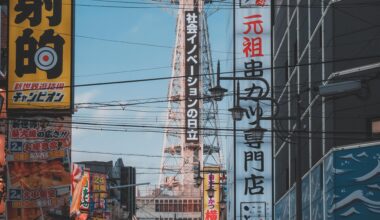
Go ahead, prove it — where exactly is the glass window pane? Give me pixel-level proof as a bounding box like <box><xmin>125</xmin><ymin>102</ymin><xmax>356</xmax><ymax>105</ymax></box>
<box><xmin>372</xmin><ymin>119</ymin><xmax>380</xmax><ymax>134</ymax></box>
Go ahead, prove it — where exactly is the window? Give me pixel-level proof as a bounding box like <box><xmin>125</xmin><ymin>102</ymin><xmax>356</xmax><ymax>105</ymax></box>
<box><xmin>179</xmin><ymin>199</ymin><xmax>183</xmax><ymax>212</ymax></box>
<box><xmin>371</xmin><ymin>118</ymin><xmax>380</xmax><ymax>137</ymax></box>
<box><xmin>155</xmin><ymin>200</ymin><xmax>159</xmax><ymax>212</ymax></box>
<box><xmin>160</xmin><ymin>200</ymin><xmax>164</xmax><ymax>212</ymax></box>
<box><xmin>188</xmin><ymin>200</ymin><xmax>193</xmax><ymax>212</ymax></box>
<box><xmin>174</xmin><ymin>200</ymin><xmax>178</xmax><ymax>212</ymax></box>
<box><xmin>169</xmin><ymin>200</ymin><xmax>173</xmax><ymax>212</ymax></box>
<box><xmin>183</xmin><ymin>200</ymin><xmax>188</xmax><ymax>212</ymax></box>
<box><xmin>194</xmin><ymin>199</ymin><xmax>200</xmax><ymax>212</ymax></box>
<box><xmin>285</xmin><ymin>60</ymin><xmax>289</xmax><ymax>82</ymax></box>
<box><xmin>164</xmin><ymin>200</ymin><xmax>169</xmax><ymax>212</ymax></box>
<box><xmin>285</xmin><ymin>168</ymin><xmax>289</xmax><ymax>190</ymax></box>
<box><xmin>319</xmin><ymin>26</ymin><xmax>323</xmax><ymax>49</ymax></box>
<box><xmin>293</xmin><ymin>41</ymin><xmax>298</xmax><ymax>66</ymax></box>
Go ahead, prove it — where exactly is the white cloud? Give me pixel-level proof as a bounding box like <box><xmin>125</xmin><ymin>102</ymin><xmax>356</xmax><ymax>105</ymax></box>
<box><xmin>128</xmin><ymin>13</ymin><xmax>154</xmax><ymax>34</ymax></box>
<box><xmin>75</xmin><ymin>90</ymin><xmax>99</xmax><ymax>106</ymax></box>
<box><xmin>92</xmin><ymin>109</ymin><xmax>114</xmax><ymax>121</ymax></box>
<box><xmin>73</xmin><ymin>90</ymin><xmax>99</xmax><ymax>138</ymax></box>
<box><xmin>72</xmin><ymin>126</ymin><xmax>87</xmax><ymax>140</ymax></box>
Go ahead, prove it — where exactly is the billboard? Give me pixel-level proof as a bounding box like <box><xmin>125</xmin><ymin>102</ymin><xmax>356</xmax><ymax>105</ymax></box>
<box><xmin>203</xmin><ymin>166</ymin><xmax>220</xmax><ymax>220</ymax></box>
<box><xmin>8</xmin><ymin>0</ymin><xmax>74</xmax><ymax>111</ymax></box>
<box><xmin>184</xmin><ymin>10</ymin><xmax>200</xmax><ymax>144</ymax></box>
<box><xmin>7</xmin><ymin>117</ymin><xmax>71</xmax><ymax>162</ymax></box>
<box><xmin>91</xmin><ymin>173</ymin><xmax>108</xmax><ymax>219</ymax></box>
<box><xmin>232</xmin><ymin>0</ymin><xmax>272</xmax><ymax>219</ymax></box>
<box><xmin>6</xmin><ymin>116</ymin><xmax>71</xmax><ymax>220</ymax></box>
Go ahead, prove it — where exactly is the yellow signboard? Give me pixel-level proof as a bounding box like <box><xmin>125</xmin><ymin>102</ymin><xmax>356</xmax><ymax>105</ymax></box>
<box><xmin>8</xmin><ymin>0</ymin><xmax>73</xmax><ymax>111</ymax></box>
<box><xmin>203</xmin><ymin>166</ymin><xmax>220</xmax><ymax>220</ymax></box>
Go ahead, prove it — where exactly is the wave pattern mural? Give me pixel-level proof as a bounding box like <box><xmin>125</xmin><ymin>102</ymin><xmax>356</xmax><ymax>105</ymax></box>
<box><xmin>274</xmin><ymin>191</ymin><xmax>289</xmax><ymax>220</ymax></box>
<box><xmin>274</xmin><ymin>143</ymin><xmax>380</xmax><ymax>220</ymax></box>
<box><xmin>332</xmin><ymin>145</ymin><xmax>380</xmax><ymax>219</ymax></box>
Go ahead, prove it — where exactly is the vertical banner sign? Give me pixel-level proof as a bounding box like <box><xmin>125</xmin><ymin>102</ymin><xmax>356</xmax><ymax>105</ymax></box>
<box><xmin>203</xmin><ymin>166</ymin><xmax>220</xmax><ymax>220</ymax></box>
<box><xmin>185</xmin><ymin>10</ymin><xmax>200</xmax><ymax>144</ymax></box>
<box><xmin>80</xmin><ymin>169</ymin><xmax>91</xmax><ymax>211</ymax></box>
<box><xmin>8</xmin><ymin>0</ymin><xmax>73</xmax><ymax>111</ymax></box>
<box><xmin>6</xmin><ymin>117</ymin><xmax>71</xmax><ymax>220</ymax></box>
<box><xmin>70</xmin><ymin>163</ymin><xmax>83</xmax><ymax>215</ymax></box>
<box><xmin>0</xmin><ymin>91</ymin><xmax>5</xmax><ymax>217</ymax></box>
<box><xmin>91</xmin><ymin>173</ymin><xmax>108</xmax><ymax>218</ymax></box>
<box><xmin>234</xmin><ymin>0</ymin><xmax>272</xmax><ymax>219</ymax></box>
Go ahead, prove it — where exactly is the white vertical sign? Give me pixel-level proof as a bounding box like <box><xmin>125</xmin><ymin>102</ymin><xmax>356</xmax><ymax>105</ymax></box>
<box><xmin>234</xmin><ymin>0</ymin><xmax>272</xmax><ymax>219</ymax></box>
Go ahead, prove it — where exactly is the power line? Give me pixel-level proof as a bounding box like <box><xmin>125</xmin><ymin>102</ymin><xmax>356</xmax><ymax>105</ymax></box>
<box><xmin>7</xmin><ymin>54</ymin><xmax>380</xmax><ymax>95</ymax></box>
<box><xmin>6</xmin><ymin>116</ymin><xmax>380</xmax><ymax>136</ymax></box>
<box><xmin>70</xmin><ymin>1</ymin><xmax>380</xmax><ymax>10</ymax></box>
<box><xmin>72</xmin><ymin>149</ymin><xmax>169</xmax><ymax>158</ymax></box>
<box><xmin>8</xmin><ymin>5</ymin><xmax>380</xmax><ymax>62</ymax></box>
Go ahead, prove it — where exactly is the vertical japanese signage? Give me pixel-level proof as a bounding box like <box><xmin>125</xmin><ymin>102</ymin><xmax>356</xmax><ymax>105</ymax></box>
<box><xmin>70</xmin><ymin>163</ymin><xmax>84</xmax><ymax>217</ymax></box>
<box><xmin>203</xmin><ymin>166</ymin><xmax>220</xmax><ymax>220</ymax></box>
<box><xmin>80</xmin><ymin>169</ymin><xmax>90</xmax><ymax>211</ymax></box>
<box><xmin>8</xmin><ymin>0</ymin><xmax>74</xmax><ymax>111</ymax></box>
<box><xmin>234</xmin><ymin>0</ymin><xmax>272</xmax><ymax>219</ymax></box>
<box><xmin>185</xmin><ymin>10</ymin><xmax>200</xmax><ymax>144</ymax></box>
<box><xmin>91</xmin><ymin>173</ymin><xmax>108</xmax><ymax>218</ymax></box>
<box><xmin>0</xmin><ymin>91</ymin><xmax>5</xmax><ymax>217</ymax></box>
<box><xmin>6</xmin><ymin>117</ymin><xmax>71</xmax><ymax>220</ymax></box>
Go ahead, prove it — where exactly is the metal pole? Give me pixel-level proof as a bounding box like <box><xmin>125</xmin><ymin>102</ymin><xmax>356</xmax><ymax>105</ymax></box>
<box><xmin>295</xmin><ymin>94</ymin><xmax>302</xmax><ymax>220</ymax></box>
<box><xmin>232</xmin><ymin>0</ymin><xmax>237</xmax><ymax>219</ymax></box>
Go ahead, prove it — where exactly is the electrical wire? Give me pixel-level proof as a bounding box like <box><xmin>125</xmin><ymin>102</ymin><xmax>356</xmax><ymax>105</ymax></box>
<box><xmin>5</xmin><ymin>115</ymin><xmax>380</xmax><ymax>136</ymax></box>
<box><xmin>68</xmin><ymin>1</ymin><xmax>380</xmax><ymax>10</ymax></box>
<box><xmin>44</xmin><ymin>54</ymin><xmax>380</xmax><ymax>90</ymax></box>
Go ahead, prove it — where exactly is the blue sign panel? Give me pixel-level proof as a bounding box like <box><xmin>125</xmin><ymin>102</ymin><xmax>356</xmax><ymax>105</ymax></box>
<box><xmin>275</xmin><ymin>143</ymin><xmax>380</xmax><ymax>220</ymax></box>
<box><xmin>311</xmin><ymin>164</ymin><xmax>323</xmax><ymax>220</ymax></box>
<box><xmin>275</xmin><ymin>193</ymin><xmax>289</xmax><ymax>220</ymax></box>
<box><xmin>301</xmin><ymin>174</ymin><xmax>310</xmax><ymax>220</ymax></box>
<box><xmin>331</xmin><ymin>145</ymin><xmax>380</xmax><ymax>219</ymax></box>
<box><xmin>289</xmin><ymin>187</ymin><xmax>296</xmax><ymax>220</ymax></box>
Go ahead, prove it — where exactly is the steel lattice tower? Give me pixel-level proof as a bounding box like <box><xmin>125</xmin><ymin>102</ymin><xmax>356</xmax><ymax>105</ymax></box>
<box><xmin>158</xmin><ymin>0</ymin><xmax>223</xmax><ymax>195</ymax></box>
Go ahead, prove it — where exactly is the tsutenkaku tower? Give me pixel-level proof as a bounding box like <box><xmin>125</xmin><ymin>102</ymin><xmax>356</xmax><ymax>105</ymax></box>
<box><xmin>158</xmin><ymin>0</ymin><xmax>222</xmax><ymax>194</ymax></box>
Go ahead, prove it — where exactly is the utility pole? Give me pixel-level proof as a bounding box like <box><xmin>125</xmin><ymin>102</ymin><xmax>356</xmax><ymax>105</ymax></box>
<box><xmin>295</xmin><ymin>94</ymin><xmax>302</xmax><ymax>220</ymax></box>
<box><xmin>232</xmin><ymin>0</ymin><xmax>237</xmax><ymax>218</ymax></box>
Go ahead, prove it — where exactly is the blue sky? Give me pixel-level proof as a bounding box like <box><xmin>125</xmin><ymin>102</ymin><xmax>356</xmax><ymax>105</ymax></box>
<box><xmin>73</xmin><ymin>0</ymin><xmax>232</xmax><ymax>184</ymax></box>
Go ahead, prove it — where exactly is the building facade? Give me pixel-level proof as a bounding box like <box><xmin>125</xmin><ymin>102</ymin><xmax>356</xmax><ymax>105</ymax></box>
<box><xmin>272</xmin><ymin>0</ymin><xmax>380</xmax><ymax>219</ymax></box>
<box><xmin>136</xmin><ymin>186</ymin><xmax>202</xmax><ymax>220</ymax></box>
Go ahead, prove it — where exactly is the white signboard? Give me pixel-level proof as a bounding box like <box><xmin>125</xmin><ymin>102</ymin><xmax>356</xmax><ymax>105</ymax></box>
<box><xmin>233</xmin><ymin>0</ymin><xmax>272</xmax><ymax>219</ymax></box>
